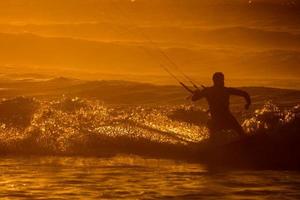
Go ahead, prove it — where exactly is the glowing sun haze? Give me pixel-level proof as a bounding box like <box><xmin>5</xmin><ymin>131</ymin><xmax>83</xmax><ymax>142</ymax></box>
<box><xmin>0</xmin><ymin>0</ymin><xmax>299</xmax><ymax>82</ymax></box>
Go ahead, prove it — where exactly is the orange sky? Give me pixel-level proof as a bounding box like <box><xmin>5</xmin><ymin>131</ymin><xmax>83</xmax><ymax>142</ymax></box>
<box><xmin>0</xmin><ymin>0</ymin><xmax>299</xmax><ymax>81</ymax></box>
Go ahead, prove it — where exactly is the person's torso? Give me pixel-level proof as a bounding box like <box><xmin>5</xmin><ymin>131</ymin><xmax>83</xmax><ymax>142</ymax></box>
<box><xmin>204</xmin><ymin>87</ymin><xmax>231</xmax><ymax>118</ymax></box>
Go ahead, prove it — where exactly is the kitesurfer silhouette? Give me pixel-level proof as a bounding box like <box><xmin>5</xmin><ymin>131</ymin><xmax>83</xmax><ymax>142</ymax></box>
<box><xmin>191</xmin><ymin>72</ymin><xmax>251</xmax><ymax>138</ymax></box>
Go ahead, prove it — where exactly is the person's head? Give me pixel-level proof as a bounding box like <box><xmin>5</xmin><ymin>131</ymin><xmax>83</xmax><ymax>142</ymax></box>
<box><xmin>212</xmin><ymin>72</ymin><xmax>224</xmax><ymax>87</ymax></box>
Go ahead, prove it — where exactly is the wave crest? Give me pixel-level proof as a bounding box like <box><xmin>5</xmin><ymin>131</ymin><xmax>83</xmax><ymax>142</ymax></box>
<box><xmin>242</xmin><ymin>101</ymin><xmax>300</xmax><ymax>133</ymax></box>
<box><xmin>0</xmin><ymin>97</ymin><xmax>299</xmax><ymax>162</ymax></box>
<box><xmin>0</xmin><ymin>97</ymin><xmax>206</xmax><ymax>156</ymax></box>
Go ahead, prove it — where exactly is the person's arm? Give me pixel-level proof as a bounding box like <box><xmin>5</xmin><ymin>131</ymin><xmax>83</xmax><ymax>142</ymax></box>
<box><xmin>191</xmin><ymin>89</ymin><xmax>206</xmax><ymax>101</ymax></box>
<box><xmin>228</xmin><ymin>88</ymin><xmax>251</xmax><ymax>109</ymax></box>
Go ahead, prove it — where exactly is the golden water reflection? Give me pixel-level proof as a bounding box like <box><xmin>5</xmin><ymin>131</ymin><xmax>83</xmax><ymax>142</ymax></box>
<box><xmin>0</xmin><ymin>156</ymin><xmax>300</xmax><ymax>199</ymax></box>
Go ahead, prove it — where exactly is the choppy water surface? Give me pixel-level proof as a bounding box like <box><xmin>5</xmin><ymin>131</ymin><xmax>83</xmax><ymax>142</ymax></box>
<box><xmin>0</xmin><ymin>96</ymin><xmax>299</xmax><ymax>199</ymax></box>
<box><xmin>1</xmin><ymin>155</ymin><xmax>300</xmax><ymax>199</ymax></box>
<box><xmin>0</xmin><ymin>96</ymin><xmax>298</xmax><ymax>156</ymax></box>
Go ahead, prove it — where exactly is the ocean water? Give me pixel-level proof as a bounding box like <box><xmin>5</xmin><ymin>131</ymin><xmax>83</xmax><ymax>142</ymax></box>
<box><xmin>0</xmin><ymin>96</ymin><xmax>299</xmax><ymax>156</ymax></box>
<box><xmin>0</xmin><ymin>92</ymin><xmax>299</xmax><ymax>199</ymax></box>
<box><xmin>1</xmin><ymin>155</ymin><xmax>300</xmax><ymax>199</ymax></box>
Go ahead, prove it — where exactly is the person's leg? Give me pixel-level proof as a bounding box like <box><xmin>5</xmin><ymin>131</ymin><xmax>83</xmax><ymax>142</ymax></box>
<box><xmin>207</xmin><ymin>119</ymin><xmax>214</xmax><ymax>137</ymax></box>
<box><xmin>207</xmin><ymin>119</ymin><xmax>221</xmax><ymax>140</ymax></box>
<box><xmin>228</xmin><ymin>115</ymin><xmax>245</xmax><ymax>136</ymax></box>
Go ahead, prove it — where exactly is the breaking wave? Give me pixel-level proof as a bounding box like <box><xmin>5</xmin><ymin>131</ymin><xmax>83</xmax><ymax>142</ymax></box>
<box><xmin>243</xmin><ymin>101</ymin><xmax>300</xmax><ymax>133</ymax></box>
<box><xmin>0</xmin><ymin>96</ymin><xmax>207</xmax><ymax>156</ymax></box>
<box><xmin>0</xmin><ymin>96</ymin><xmax>299</xmax><ymax>164</ymax></box>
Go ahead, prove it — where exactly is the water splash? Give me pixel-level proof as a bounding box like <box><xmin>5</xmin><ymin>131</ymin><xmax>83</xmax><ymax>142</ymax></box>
<box><xmin>242</xmin><ymin>101</ymin><xmax>300</xmax><ymax>134</ymax></box>
<box><xmin>0</xmin><ymin>97</ymin><xmax>299</xmax><ymax>158</ymax></box>
<box><xmin>0</xmin><ymin>97</ymin><xmax>207</xmax><ymax>156</ymax></box>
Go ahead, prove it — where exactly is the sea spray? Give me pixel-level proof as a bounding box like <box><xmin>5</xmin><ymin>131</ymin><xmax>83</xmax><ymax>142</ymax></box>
<box><xmin>242</xmin><ymin>101</ymin><xmax>300</xmax><ymax>134</ymax></box>
<box><xmin>0</xmin><ymin>97</ymin><xmax>299</xmax><ymax>162</ymax></box>
<box><xmin>0</xmin><ymin>97</ymin><xmax>205</xmax><ymax>156</ymax></box>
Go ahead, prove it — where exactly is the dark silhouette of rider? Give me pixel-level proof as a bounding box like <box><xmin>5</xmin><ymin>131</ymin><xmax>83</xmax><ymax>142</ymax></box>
<box><xmin>191</xmin><ymin>72</ymin><xmax>251</xmax><ymax>137</ymax></box>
